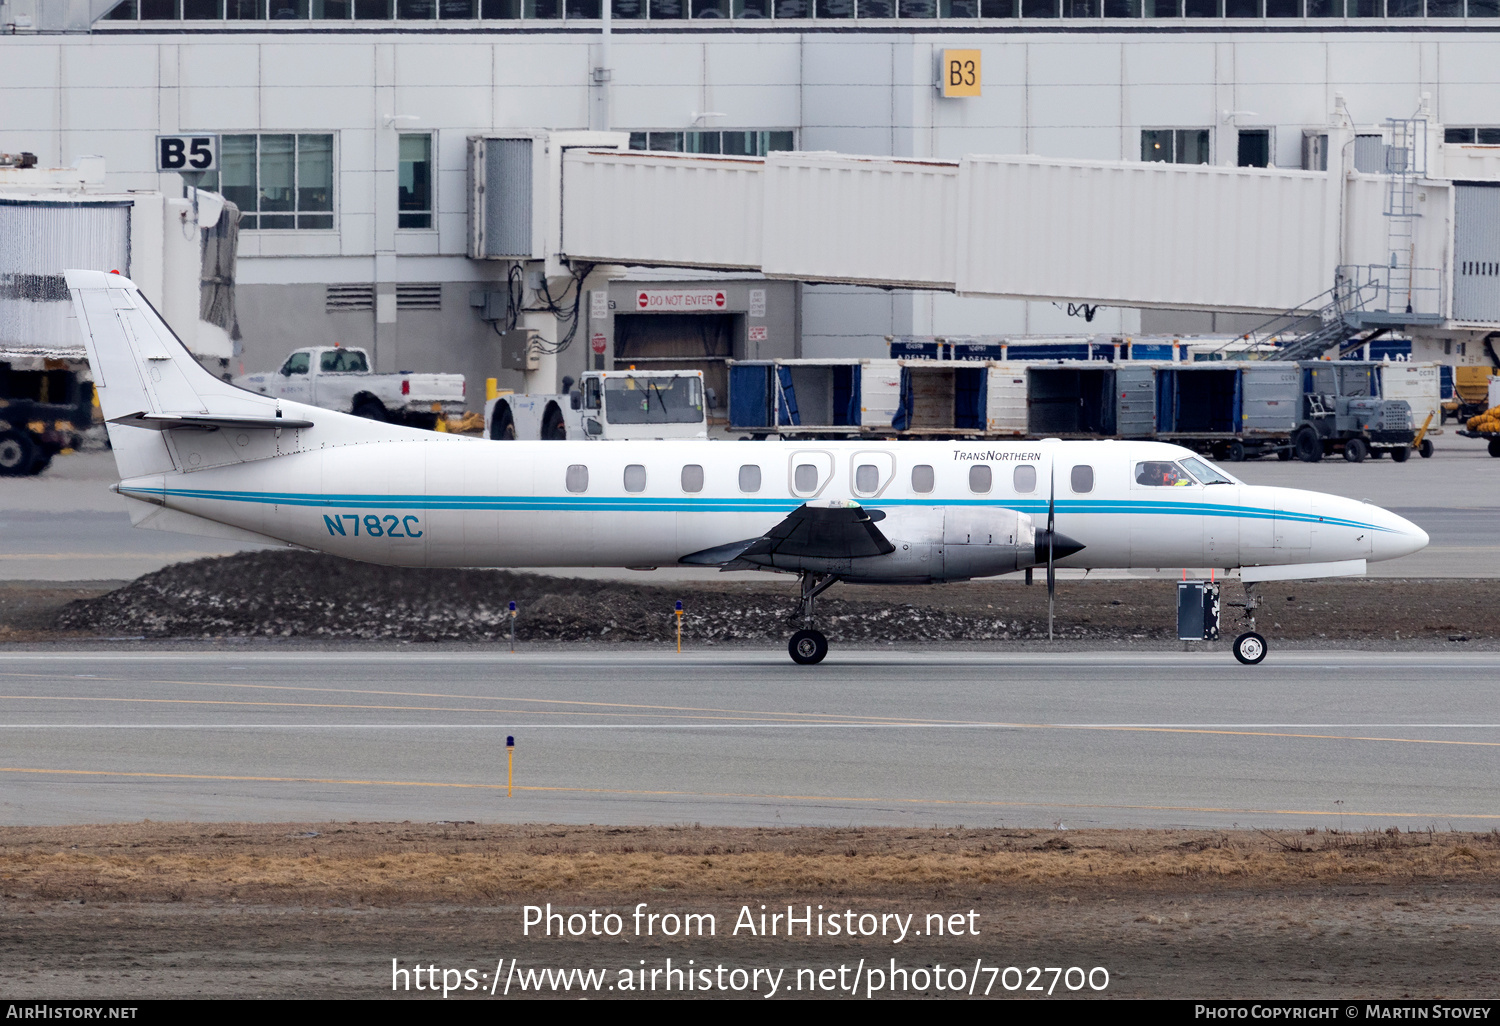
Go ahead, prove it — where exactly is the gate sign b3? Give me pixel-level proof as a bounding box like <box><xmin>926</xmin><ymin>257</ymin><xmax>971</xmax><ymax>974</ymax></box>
<box><xmin>156</xmin><ymin>135</ymin><xmax>219</xmax><ymax>173</ymax></box>
<box><xmin>635</xmin><ymin>290</ymin><xmax>726</xmax><ymax>311</ymax></box>
<box><xmin>940</xmin><ymin>50</ymin><xmax>981</xmax><ymax>98</ymax></box>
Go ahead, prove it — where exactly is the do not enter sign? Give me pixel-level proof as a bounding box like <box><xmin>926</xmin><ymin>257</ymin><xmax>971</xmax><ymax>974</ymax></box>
<box><xmin>635</xmin><ymin>290</ymin><xmax>726</xmax><ymax>311</ymax></box>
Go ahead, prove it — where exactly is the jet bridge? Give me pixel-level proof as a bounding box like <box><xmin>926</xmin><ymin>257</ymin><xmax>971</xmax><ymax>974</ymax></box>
<box><xmin>470</xmin><ymin>123</ymin><xmax>1493</xmax><ymax>348</ymax></box>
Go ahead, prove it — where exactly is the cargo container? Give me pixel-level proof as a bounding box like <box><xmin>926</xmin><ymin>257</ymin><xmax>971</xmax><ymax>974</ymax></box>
<box><xmin>1027</xmin><ymin>364</ymin><xmax>1117</xmax><ymax>437</ymax></box>
<box><xmin>727</xmin><ymin>359</ymin><xmax>901</xmax><ymax>435</ymax></box>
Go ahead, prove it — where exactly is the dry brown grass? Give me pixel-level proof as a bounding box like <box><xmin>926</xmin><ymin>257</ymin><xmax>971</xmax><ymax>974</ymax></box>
<box><xmin>4</xmin><ymin>822</ymin><xmax>1500</xmax><ymax>905</ymax></box>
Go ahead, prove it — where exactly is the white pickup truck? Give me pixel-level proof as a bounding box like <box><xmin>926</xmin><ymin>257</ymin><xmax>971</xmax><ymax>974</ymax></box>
<box><xmin>234</xmin><ymin>346</ymin><xmax>466</xmax><ymax>428</ymax></box>
<box><xmin>485</xmin><ymin>369</ymin><xmax>708</xmax><ymax>440</ymax></box>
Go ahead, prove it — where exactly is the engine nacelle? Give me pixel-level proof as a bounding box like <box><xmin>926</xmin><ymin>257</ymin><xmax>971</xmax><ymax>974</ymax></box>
<box><xmin>755</xmin><ymin>506</ymin><xmax>1038</xmax><ymax>584</ymax></box>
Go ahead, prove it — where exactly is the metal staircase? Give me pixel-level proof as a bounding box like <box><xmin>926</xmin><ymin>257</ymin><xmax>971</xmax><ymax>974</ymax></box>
<box><xmin>1235</xmin><ymin>275</ymin><xmax>1380</xmax><ymax>362</ymax></box>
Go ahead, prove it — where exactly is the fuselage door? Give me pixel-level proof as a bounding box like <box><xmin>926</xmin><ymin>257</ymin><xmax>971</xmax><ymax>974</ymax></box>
<box><xmin>789</xmin><ymin>450</ymin><xmax>834</xmax><ymax>499</ymax></box>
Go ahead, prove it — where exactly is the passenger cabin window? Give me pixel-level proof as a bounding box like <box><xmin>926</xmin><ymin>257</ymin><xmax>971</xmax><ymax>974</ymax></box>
<box><xmin>1071</xmin><ymin>465</ymin><xmax>1095</xmax><ymax>493</ymax></box>
<box><xmin>854</xmin><ymin>464</ymin><xmax>879</xmax><ymax>494</ymax></box>
<box><xmin>969</xmin><ymin>465</ymin><xmax>992</xmax><ymax>493</ymax></box>
<box><xmin>681</xmin><ymin>464</ymin><xmax>704</xmax><ymax>493</ymax></box>
<box><xmin>565</xmin><ymin>465</ymin><xmax>589</xmax><ymax>493</ymax></box>
<box><xmin>282</xmin><ymin>352</ymin><xmax>310</xmax><ymax>375</ymax></box>
<box><xmin>1135</xmin><ymin>461</ymin><xmax>1192</xmax><ymax>487</ymax></box>
<box><xmin>739</xmin><ymin>464</ymin><xmax>762</xmax><ymax>493</ymax></box>
<box><xmin>624</xmin><ymin>464</ymin><xmax>646</xmax><ymax>493</ymax></box>
<box><xmin>794</xmin><ymin>463</ymin><xmax>818</xmax><ymax>493</ymax></box>
<box><xmin>911</xmin><ymin>465</ymin><xmax>934</xmax><ymax>494</ymax></box>
<box><xmin>1013</xmin><ymin>464</ymin><xmax>1036</xmax><ymax>493</ymax></box>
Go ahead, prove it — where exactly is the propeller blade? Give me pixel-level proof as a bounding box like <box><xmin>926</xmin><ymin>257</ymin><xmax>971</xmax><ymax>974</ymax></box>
<box><xmin>1048</xmin><ymin>462</ymin><xmax>1055</xmax><ymax>641</ymax></box>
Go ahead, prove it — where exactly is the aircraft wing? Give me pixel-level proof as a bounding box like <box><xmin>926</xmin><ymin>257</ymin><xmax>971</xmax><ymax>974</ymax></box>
<box><xmin>680</xmin><ymin>501</ymin><xmax>893</xmax><ymax>570</ymax></box>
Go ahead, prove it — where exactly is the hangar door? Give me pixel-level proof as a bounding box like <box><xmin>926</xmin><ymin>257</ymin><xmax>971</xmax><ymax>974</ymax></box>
<box><xmin>613</xmin><ymin>313</ymin><xmax>739</xmax><ymax>413</ymax></box>
<box><xmin>1454</xmin><ymin>183</ymin><xmax>1500</xmax><ymax>323</ymax></box>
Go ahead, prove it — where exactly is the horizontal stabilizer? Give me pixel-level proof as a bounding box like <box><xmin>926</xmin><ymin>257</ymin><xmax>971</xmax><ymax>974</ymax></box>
<box><xmin>110</xmin><ymin>411</ymin><xmax>316</xmax><ymax>431</ymax></box>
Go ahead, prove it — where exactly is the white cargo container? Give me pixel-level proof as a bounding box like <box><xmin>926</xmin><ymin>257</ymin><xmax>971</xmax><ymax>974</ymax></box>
<box><xmin>1381</xmin><ymin>362</ymin><xmax>1443</xmax><ymax>435</ymax></box>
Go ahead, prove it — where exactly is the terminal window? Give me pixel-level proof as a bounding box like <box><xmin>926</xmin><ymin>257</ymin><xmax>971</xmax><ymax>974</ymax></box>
<box><xmin>628</xmin><ymin>131</ymin><xmax>795</xmax><ymax>156</ymax></box>
<box><xmin>1446</xmin><ymin>128</ymin><xmax>1500</xmax><ymax>144</ymax></box>
<box><xmin>198</xmin><ymin>133</ymin><xmax>335</xmax><ymax>230</ymax></box>
<box><xmin>1142</xmin><ymin>129</ymin><xmax>1211</xmax><ymax>165</ymax></box>
<box><xmin>99</xmin><ymin>0</ymin><xmax>1494</xmax><ymax>14</ymax></box>
<box><xmin>398</xmin><ymin>134</ymin><xmax>433</xmax><ymax>230</ymax></box>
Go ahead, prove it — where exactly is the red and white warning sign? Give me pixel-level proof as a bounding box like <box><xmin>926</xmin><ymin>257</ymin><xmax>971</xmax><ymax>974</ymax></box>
<box><xmin>590</xmin><ymin>332</ymin><xmax>607</xmax><ymax>355</ymax></box>
<box><xmin>748</xmin><ymin>325</ymin><xmax>769</xmax><ymax>342</ymax></box>
<box><xmin>635</xmin><ymin>290</ymin><xmax>726</xmax><ymax>311</ymax></box>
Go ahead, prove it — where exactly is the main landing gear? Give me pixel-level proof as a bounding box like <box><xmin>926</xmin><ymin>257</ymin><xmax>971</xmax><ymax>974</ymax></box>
<box><xmin>1233</xmin><ymin>581</ymin><xmax>1268</xmax><ymax>665</ymax></box>
<box><xmin>787</xmin><ymin>571</ymin><xmax>838</xmax><ymax>665</ymax></box>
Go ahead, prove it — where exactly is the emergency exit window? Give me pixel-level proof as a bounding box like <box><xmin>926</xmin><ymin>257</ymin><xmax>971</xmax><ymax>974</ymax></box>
<box><xmin>398</xmin><ymin>134</ymin><xmax>433</xmax><ymax>230</ymax></box>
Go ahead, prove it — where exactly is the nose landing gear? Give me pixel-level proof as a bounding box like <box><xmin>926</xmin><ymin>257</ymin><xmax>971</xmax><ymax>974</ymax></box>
<box><xmin>787</xmin><ymin>572</ymin><xmax>837</xmax><ymax>665</ymax></box>
<box><xmin>1232</xmin><ymin>581</ymin><xmax>1268</xmax><ymax>665</ymax></box>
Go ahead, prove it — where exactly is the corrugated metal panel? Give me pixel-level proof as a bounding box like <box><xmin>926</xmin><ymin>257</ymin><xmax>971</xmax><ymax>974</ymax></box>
<box><xmin>858</xmin><ymin>360</ymin><xmax>901</xmax><ymax>428</ymax></box>
<box><xmin>1115</xmin><ymin>363</ymin><xmax>1157</xmax><ymax>437</ymax></box>
<box><xmin>1381</xmin><ymin>362</ymin><xmax>1441</xmax><ymax>431</ymax></box>
<box><xmin>1240</xmin><ymin>364</ymin><xmax>1301</xmax><ymax>434</ymax></box>
<box><xmin>1354</xmin><ymin>135</ymin><xmax>1387</xmax><ymax>174</ymax></box>
<box><xmin>761</xmin><ymin>154</ymin><xmax>958</xmax><ymax>288</ymax></box>
<box><xmin>1454</xmin><ymin>183</ymin><xmax>1500</xmax><ymax>323</ymax></box>
<box><xmin>956</xmin><ymin>157</ymin><xmax>1330</xmax><ymax>313</ymax></box>
<box><xmin>561</xmin><ymin>150</ymin><xmax>763</xmax><ymax>270</ymax></box>
<box><xmin>0</xmin><ymin>198</ymin><xmax>131</xmax><ymax>351</ymax></box>
<box><xmin>985</xmin><ymin>365</ymin><xmax>1028</xmax><ymax>436</ymax></box>
<box><xmin>481</xmin><ymin>138</ymin><xmax>533</xmax><ymax>259</ymax></box>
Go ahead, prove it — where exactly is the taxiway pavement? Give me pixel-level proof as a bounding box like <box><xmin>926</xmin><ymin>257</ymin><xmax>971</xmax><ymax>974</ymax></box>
<box><xmin>2</xmin><ymin>649</ymin><xmax>1497</xmax><ymax>830</ymax></box>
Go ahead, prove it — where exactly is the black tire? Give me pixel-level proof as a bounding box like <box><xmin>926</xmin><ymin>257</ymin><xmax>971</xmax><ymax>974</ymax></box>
<box><xmin>352</xmin><ymin>398</ymin><xmax>387</xmax><ymax>422</ymax></box>
<box><xmin>1343</xmin><ymin>437</ymin><xmax>1368</xmax><ymax>463</ymax></box>
<box><xmin>1293</xmin><ymin>426</ymin><xmax>1322</xmax><ymax>463</ymax></box>
<box><xmin>1233</xmin><ymin>632</ymin><xmax>1268</xmax><ymax>666</ymax></box>
<box><xmin>1227</xmin><ymin>440</ymin><xmax>1246</xmax><ymax>463</ymax></box>
<box><xmin>0</xmin><ymin>431</ymin><xmax>37</xmax><ymax>477</ymax></box>
<box><xmin>1276</xmin><ymin>446</ymin><xmax>1293</xmax><ymax>462</ymax></box>
<box><xmin>1390</xmin><ymin>445</ymin><xmax>1410</xmax><ymax>463</ymax></box>
<box><xmin>540</xmin><ymin>403</ymin><xmax>567</xmax><ymax>440</ymax></box>
<box><xmin>1489</xmin><ymin>438</ymin><xmax>1500</xmax><ymax>458</ymax></box>
<box><xmin>1419</xmin><ymin>439</ymin><xmax>1435</xmax><ymax>459</ymax></box>
<box><xmin>490</xmin><ymin>404</ymin><xmax>517</xmax><ymax>441</ymax></box>
<box><xmin>29</xmin><ymin>451</ymin><xmax>53</xmax><ymax>474</ymax></box>
<box><xmin>788</xmin><ymin>629</ymin><xmax>829</xmax><ymax>665</ymax></box>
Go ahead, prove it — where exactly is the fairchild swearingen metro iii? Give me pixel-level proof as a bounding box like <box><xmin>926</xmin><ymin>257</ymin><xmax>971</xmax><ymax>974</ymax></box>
<box><xmin>67</xmin><ymin>269</ymin><xmax>1428</xmax><ymax>665</ymax></box>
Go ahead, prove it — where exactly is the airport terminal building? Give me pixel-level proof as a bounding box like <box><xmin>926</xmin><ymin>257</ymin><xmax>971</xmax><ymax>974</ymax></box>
<box><xmin>1</xmin><ymin>0</ymin><xmax>1498</xmax><ymax>399</ymax></box>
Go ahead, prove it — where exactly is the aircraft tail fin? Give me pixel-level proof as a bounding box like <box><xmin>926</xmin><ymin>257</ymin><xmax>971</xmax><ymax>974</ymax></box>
<box><xmin>66</xmin><ymin>269</ymin><xmax>295</xmax><ymax>478</ymax></box>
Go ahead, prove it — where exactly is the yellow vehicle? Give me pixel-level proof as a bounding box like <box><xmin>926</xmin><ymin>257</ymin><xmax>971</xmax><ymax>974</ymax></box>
<box><xmin>1443</xmin><ymin>366</ymin><xmax>1499</xmax><ymax>425</ymax></box>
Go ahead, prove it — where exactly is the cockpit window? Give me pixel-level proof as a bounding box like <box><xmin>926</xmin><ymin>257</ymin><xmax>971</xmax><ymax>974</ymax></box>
<box><xmin>1180</xmin><ymin>457</ymin><xmax>1234</xmax><ymax>485</ymax></box>
<box><xmin>1135</xmin><ymin>461</ymin><xmax>1194</xmax><ymax>487</ymax></box>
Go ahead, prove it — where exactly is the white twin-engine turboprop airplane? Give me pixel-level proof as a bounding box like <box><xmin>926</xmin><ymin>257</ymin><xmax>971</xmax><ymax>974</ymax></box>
<box><xmin>67</xmin><ymin>269</ymin><xmax>1428</xmax><ymax>665</ymax></box>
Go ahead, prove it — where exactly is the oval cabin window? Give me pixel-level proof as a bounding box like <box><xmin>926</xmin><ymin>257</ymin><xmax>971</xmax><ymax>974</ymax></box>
<box><xmin>624</xmin><ymin>464</ymin><xmax>646</xmax><ymax>493</ymax></box>
<box><xmin>739</xmin><ymin>464</ymin><xmax>762</xmax><ymax>493</ymax></box>
<box><xmin>969</xmin><ymin>465</ymin><xmax>992</xmax><ymax>493</ymax></box>
<box><xmin>566</xmin><ymin>465</ymin><xmax>589</xmax><ymax>493</ymax></box>
<box><xmin>1014</xmin><ymin>464</ymin><xmax>1036</xmax><ymax>493</ymax></box>
<box><xmin>911</xmin><ymin>465</ymin><xmax>934</xmax><ymax>493</ymax></box>
<box><xmin>681</xmin><ymin>464</ymin><xmax>704</xmax><ymax>493</ymax></box>
<box><xmin>1071</xmin><ymin>465</ymin><xmax>1094</xmax><ymax>493</ymax></box>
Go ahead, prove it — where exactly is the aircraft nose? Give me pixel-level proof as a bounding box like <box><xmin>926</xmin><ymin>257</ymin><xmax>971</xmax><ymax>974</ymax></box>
<box><xmin>1371</xmin><ymin>510</ymin><xmax>1429</xmax><ymax>562</ymax></box>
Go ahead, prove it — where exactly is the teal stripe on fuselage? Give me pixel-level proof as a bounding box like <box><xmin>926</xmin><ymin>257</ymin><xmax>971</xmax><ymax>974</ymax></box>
<box><xmin>122</xmin><ymin>485</ymin><xmax>1397</xmax><ymax>534</ymax></box>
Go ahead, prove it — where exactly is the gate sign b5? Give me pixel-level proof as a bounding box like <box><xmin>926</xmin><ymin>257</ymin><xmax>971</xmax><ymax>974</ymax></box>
<box><xmin>156</xmin><ymin>135</ymin><xmax>219</xmax><ymax>173</ymax></box>
<box><xmin>940</xmin><ymin>50</ymin><xmax>981</xmax><ymax>98</ymax></box>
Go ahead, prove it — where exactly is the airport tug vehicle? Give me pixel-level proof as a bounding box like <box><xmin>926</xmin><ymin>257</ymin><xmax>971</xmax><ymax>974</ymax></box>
<box><xmin>66</xmin><ymin>270</ymin><xmax>1430</xmax><ymax>665</ymax></box>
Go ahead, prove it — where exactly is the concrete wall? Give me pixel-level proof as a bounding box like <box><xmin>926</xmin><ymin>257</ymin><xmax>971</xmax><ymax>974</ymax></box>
<box><xmin>1</xmin><ymin>27</ymin><xmax>1493</xmax><ymax>359</ymax></box>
